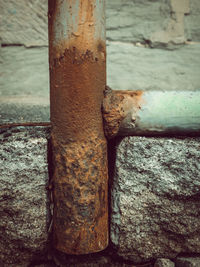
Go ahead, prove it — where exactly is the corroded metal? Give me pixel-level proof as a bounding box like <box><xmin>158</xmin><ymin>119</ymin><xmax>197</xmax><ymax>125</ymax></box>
<box><xmin>102</xmin><ymin>89</ymin><xmax>200</xmax><ymax>138</ymax></box>
<box><xmin>48</xmin><ymin>0</ymin><xmax>108</xmax><ymax>254</ymax></box>
<box><xmin>102</xmin><ymin>87</ymin><xmax>144</xmax><ymax>139</ymax></box>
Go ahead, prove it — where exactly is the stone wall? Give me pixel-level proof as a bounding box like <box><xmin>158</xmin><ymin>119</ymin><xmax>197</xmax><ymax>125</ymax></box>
<box><xmin>1</xmin><ymin>0</ymin><xmax>200</xmax><ymax>98</ymax></box>
<box><xmin>0</xmin><ymin>126</ymin><xmax>50</xmax><ymax>267</ymax></box>
<box><xmin>111</xmin><ymin>136</ymin><xmax>200</xmax><ymax>263</ymax></box>
<box><xmin>1</xmin><ymin>0</ymin><xmax>200</xmax><ymax>266</ymax></box>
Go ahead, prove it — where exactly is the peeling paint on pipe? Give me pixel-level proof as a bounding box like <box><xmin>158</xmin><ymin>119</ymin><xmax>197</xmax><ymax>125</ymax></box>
<box><xmin>102</xmin><ymin>89</ymin><xmax>200</xmax><ymax>138</ymax></box>
<box><xmin>48</xmin><ymin>0</ymin><xmax>108</xmax><ymax>254</ymax></box>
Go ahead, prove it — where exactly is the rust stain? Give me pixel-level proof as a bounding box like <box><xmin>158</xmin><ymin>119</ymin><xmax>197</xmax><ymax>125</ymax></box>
<box><xmin>52</xmin><ymin>136</ymin><xmax>108</xmax><ymax>254</ymax></box>
<box><xmin>102</xmin><ymin>87</ymin><xmax>144</xmax><ymax>139</ymax></box>
<box><xmin>49</xmin><ymin>0</ymin><xmax>105</xmax><ymax>63</ymax></box>
<box><xmin>50</xmin><ymin>47</ymin><xmax>106</xmax><ymax>142</ymax></box>
<box><xmin>48</xmin><ymin>0</ymin><xmax>108</xmax><ymax>254</ymax></box>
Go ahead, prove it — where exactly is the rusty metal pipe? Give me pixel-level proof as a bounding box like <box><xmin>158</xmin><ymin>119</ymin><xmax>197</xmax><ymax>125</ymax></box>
<box><xmin>48</xmin><ymin>0</ymin><xmax>108</xmax><ymax>254</ymax></box>
<box><xmin>102</xmin><ymin>89</ymin><xmax>200</xmax><ymax>138</ymax></box>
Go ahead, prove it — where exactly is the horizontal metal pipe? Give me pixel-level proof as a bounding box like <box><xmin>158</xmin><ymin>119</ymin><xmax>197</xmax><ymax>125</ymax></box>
<box><xmin>102</xmin><ymin>89</ymin><xmax>200</xmax><ymax>138</ymax></box>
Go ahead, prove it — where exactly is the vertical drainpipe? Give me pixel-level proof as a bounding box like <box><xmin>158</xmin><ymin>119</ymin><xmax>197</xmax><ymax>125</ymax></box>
<box><xmin>48</xmin><ymin>0</ymin><xmax>108</xmax><ymax>254</ymax></box>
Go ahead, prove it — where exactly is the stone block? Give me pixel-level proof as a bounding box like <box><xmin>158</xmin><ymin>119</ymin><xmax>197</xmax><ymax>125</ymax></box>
<box><xmin>185</xmin><ymin>0</ymin><xmax>200</xmax><ymax>42</ymax></box>
<box><xmin>106</xmin><ymin>0</ymin><xmax>200</xmax><ymax>48</ymax></box>
<box><xmin>111</xmin><ymin>136</ymin><xmax>200</xmax><ymax>263</ymax></box>
<box><xmin>0</xmin><ymin>126</ymin><xmax>50</xmax><ymax>267</ymax></box>
<box><xmin>0</xmin><ymin>46</ymin><xmax>49</xmax><ymax>98</ymax></box>
<box><xmin>154</xmin><ymin>258</ymin><xmax>175</xmax><ymax>267</ymax></box>
<box><xmin>106</xmin><ymin>0</ymin><xmax>170</xmax><ymax>45</ymax></box>
<box><xmin>0</xmin><ymin>103</ymin><xmax>50</xmax><ymax>124</ymax></box>
<box><xmin>0</xmin><ymin>46</ymin><xmax>50</xmax><ymax>124</ymax></box>
<box><xmin>176</xmin><ymin>257</ymin><xmax>200</xmax><ymax>267</ymax></box>
<box><xmin>150</xmin><ymin>0</ymin><xmax>190</xmax><ymax>47</ymax></box>
<box><xmin>1</xmin><ymin>0</ymin><xmax>200</xmax><ymax>48</ymax></box>
<box><xmin>0</xmin><ymin>0</ymin><xmax>48</xmax><ymax>46</ymax></box>
<box><xmin>107</xmin><ymin>42</ymin><xmax>200</xmax><ymax>91</ymax></box>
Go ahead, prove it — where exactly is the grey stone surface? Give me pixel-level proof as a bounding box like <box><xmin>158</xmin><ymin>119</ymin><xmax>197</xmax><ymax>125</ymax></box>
<box><xmin>52</xmin><ymin>250</ymin><xmax>152</xmax><ymax>267</ymax></box>
<box><xmin>0</xmin><ymin>46</ymin><xmax>49</xmax><ymax>97</ymax></box>
<box><xmin>111</xmin><ymin>136</ymin><xmax>200</xmax><ymax>263</ymax></box>
<box><xmin>154</xmin><ymin>258</ymin><xmax>175</xmax><ymax>267</ymax></box>
<box><xmin>0</xmin><ymin>46</ymin><xmax>50</xmax><ymax>124</ymax></box>
<box><xmin>176</xmin><ymin>257</ymin><xmax>200</xmax><ymax>267</ymax></box>
<box><xmin>106</xmin><ymin>0</ymin><xmax>200</xmax><ymax>48</ymax></box>
<box><xmin>0</xmin><ymin>0</ymin><xmax>48</xmax><ymax>46</ymax></box>
<box><xmin>149</xmin><ymin>0</ymin><xmax>190</xmax><ymax>48</ymax></box>
<box><xmin>0</xmin><ymin>103</ymin><xmax>50</xmax><ymax>124</ymax></box>
<box><xmin>106</xmin><ymin>0</ymin><xmax>170</xmax><ymax>45</ymax></box>
<box><xmin>0</xmin><ymin>126</ymin><xmax>50</xmax><ymax>267</ymax></box>
<box><xmin>185</xmin><ymin>0</ymin><xmax>200</xmax><ymax>42</ymax></box>
<box><xmin>107</xmin><ymin>42</ymin><xmax>200</xmax><ymax>91</ymax></box>
<box><xmin>1</xmin><ymin>0</ymin><xmax>199</xmax><ymax>47</ymax></box>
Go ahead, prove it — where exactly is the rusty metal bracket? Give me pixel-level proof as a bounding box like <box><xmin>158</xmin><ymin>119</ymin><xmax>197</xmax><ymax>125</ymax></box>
<box><xmin>48</xmin><ymin>0</ymin><xmax>108</xmax><ymax>254</ymax></box>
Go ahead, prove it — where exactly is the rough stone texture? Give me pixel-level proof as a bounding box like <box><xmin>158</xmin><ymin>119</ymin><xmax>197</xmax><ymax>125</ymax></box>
<box><xmin>0</xmin><ymin>0</ymin><xmax>48</xmax><ymax>46</ymax></box>
<box><xmin>176</xmin><ymin>257</ymin><xmax>200</xmax><ymax>267</ymax></box>
<box><xmin>106</xmin><ymin>0</ymin><xmax>199</xmax><ymax>48</ymax></box>
<box><xmin>111</xmin><ymin>136</ymin><xmax>200</xmax><ymax>263</ymax></box>
<box><xmin>106</xmin><ymin>0</ymin><xmax>170</xmax><ymax>45</ymax></box>
<box><xmin>106</xmin><ymin>0</ymin><xmax>200</xmax><ymax>91</ymax></box>
<box><xmin>1</xmin><ymin>0</ymin><xmax>200</xmax><ymax>48</ymax></box>
<box><xmin>185</xmin><ymin>0</ymin><xmax>200</xmax><ymax>42</ymax></box>
<box><xmin>107</xmin><ymin>42</ymin><xmax>200</xmax><ymax>91</ymax></box>
<box><xmin>51</xmin><ymin>249</ymin><xmax>154</xmax><ymax>267</ymax></box>
<box><xmin>32</xmin><ymin>258</ymin><xmax>152</xmax><ymax>267</ymax></box>
<box><xmin>0</xmin><ymin>46</ymin><xmax>50</xmax><ymax>124</ymax></box>
<box><xmin>154</xmin><ymin>258</ymin><xmax>175</xmax><ymax>267</ymax></box>
<box><xmin>150</xmin><ymin>0</ymin><xmax>190</xmax><ymax>47</ymax></box>
<box><xmin>0</xmin><ymin>46</ymin><xmax>49</xmax><ymax>97</ymax></box>
<box><xmin>0</xmin><ymin>103</ymin><xmax>50</xmax><ymax>124</ymax></box>
<box><xmin>0</xmin><ymin>126</ymin><xmax>50</xmax><ymax>267</ymax></box>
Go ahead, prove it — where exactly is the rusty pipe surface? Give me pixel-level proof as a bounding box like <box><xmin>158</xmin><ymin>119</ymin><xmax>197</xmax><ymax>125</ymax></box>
<box><xmin>48</xmin><ymin>0</ymin><xmax>108</xmax><ymax>254</ymax></box>
<box><xmin>102</xmin><ymin>88</ymin><xmax>200</xmax><ymax>138</ymax></box>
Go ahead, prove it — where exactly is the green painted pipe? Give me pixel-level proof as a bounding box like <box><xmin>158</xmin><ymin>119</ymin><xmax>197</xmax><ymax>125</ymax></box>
<box><xmin>102</xmin><ymin>90</ymin><xmax>200</xmax><ymax>138</ymax></box>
